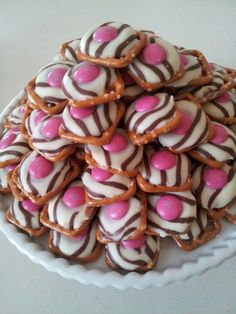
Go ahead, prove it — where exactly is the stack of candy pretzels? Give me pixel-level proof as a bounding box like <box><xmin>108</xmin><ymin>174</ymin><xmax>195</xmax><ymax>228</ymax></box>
<box><xmin>1</xmin><ymin>22</ymin><xmax>236</xmax><ymax>273</ymax></box>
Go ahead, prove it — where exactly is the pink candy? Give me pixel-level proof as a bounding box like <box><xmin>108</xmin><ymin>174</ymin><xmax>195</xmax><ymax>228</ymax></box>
<box><xmin>34</xmin><ymin>110</ymin><xmax>47</xmax><ymax>126</ymax></box>
<box><xmin>156</xmin><ymin>195</ymin><xmax>183</xmax><ymax>221</ymax></box>
<box><xmin>91</xmin><ymin>167</ymin><xmax>113</xmax><ymax>181</ymax></box>
<box><xmin>40</xmin><ymin>117</ymin><xmax>62</xmax><ymax>139</ymax></box>
<box><xmin>5</xmin><ymin>164</ymin><xmax>17</xmax><ymax>172</ymax></box>
<box><xmin>203</xmin><ymin>168</ymin><xmax>228</xmax><ymax>190</ymax></box>
<box><xmin>21</xmin><ymin>199</ymin><xmax>41</xmax><ymax>212</ymax></box>
<box><xmin>141</xmin><ymin>43</ymin><xmax>167</xmax><ymax>65</ymax></box>
<box><xmin>73</xmin><ymin>63</ymin><xmax>100</xmax><ymax>84</ymax></box>
<box><xmin>103</xmin><ymin>133</ymin><xmax>128</xmax><ymax>153</ymax></box>
<box><xmin>172</xmin><ymin>112</ymin><xmax>192</xmax><ymax>135</ymax></box>
<box><xmin>122</xmin><ymin>235</ymin><xmax>146</xmax><ymax>250</ymax></box>
<box><xmin>70</xmin><ymin>106</ymin><xmax>95</xmax><ymax>119</ymax></box>
<box><xmin>210</xmin><ymin>124</ymin><xmax>228</xmax><ymax>144</ymax></box>
<box><xmin>215</xmin><ymin>92</ymin><xmax>231</xmax><ymax>103</ymax></box>
<box><xmin>151</xmin><ymin>151</ymin><xmax>177</xmax><ymax>170</ymax></box>
<box><xmin>179</xmin><ymin>53</ymin><xmax>188</xmax><ymax>66</ymax></box>
<box><xmin>47</xmin><ymin>68</ymin><xmax>68</xmax><ymax>88</ymax></box>
<box><xmin>0</xmin><ymin>133</ymin><xmax>16</xmax><ymax>149</ymax></box>
<box><xmin>106</xmin><ymin>201</ymin><xmax>129</xmax><ymax>220</ymax></box>
<box><xmin>93</xmin><ymin>25</ymin><xmax>118</xmax><ymax>43</ymax></box>
<box><xmin>29</xmin><ymin>156</ymin><xmax>53</xmax><ymax>179</ymax></box>
<box><xmin>19</xmin><ymin>106</ymin><xmax>26</xmax><ymax>116</ymax></box>
<box><xmin>135</xmin><ymin>95</ymin><xmax>160</xmax><ymax>112</ymax></box>
<box><xmin>63</xmin><ymin>186</ymin><xmax>85</xmax><ymax>208</ymax></box>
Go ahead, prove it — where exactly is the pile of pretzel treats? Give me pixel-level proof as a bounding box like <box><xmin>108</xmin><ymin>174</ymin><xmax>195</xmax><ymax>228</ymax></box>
<box><xmin>1</xmin><ymin>22</ymin><xmax>236</xmax><ymax>273</ymax></box>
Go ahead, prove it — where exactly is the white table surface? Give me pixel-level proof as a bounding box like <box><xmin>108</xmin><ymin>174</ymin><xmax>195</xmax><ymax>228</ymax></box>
<box><xmin>1</xmin><ymin>1</ymin><xmax>236</xmax><ymax>313</ymax></box>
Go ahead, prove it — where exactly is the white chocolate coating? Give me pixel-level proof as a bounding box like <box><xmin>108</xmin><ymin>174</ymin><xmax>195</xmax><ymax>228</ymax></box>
<box><xmin>6</xmin><ymin>104</ymin><xmax>25</xmax><ymax>127</ymax></box>
<box><xmin>147</xmin><ymin>191</ymin><xmax>196</xmax><ymax>237</ymax></box>
<box><xmin>80</xmin><ymin>22</ymin><xmax>140</xmax><ymax>59</ymax></box>
<box><xmin>159</xmin><ymin>99</ymin><xmax>209</xmax><ymax>152</ymax></box>
<box><xmin>61</xmin><ymin>39</ymin><xmax>81</xmax><ymax>62</ymax></box>
<box><xmin>0</xmin><ymin>168</ymin><xmax>8</xmax><ymax>189</ymax></box>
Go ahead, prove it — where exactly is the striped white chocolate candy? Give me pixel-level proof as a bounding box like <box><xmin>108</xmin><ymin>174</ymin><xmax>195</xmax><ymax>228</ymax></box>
<box><xmin>192</xmin><ymin>164</ymin><xmax>236</xmax><ymax>211</ymax></box>
<box><xmin>62</xmin><ymin>101</ymin><xmax>119</xmax><ymax>137</ymax></box>
<box><xmin>82</xmin><ymin>166</ymin><xmax>132</xmax><ymax>200</ymax></box>
<box><xmin>119</xmin><ymin>68</ymin><xmax>143</xmax><ymax>101</ymax></box>
<box><xmin>62</xmin><ymin>62</ymin><xmax>117</xmax><ymax>101</ymax></box>
<box><xmin>33</xmin><ymin>61</ymin><xmax>74</xmax><ymax>103</ymax></box>
<box><xmin>86</xmin><ymin>128</ymin><xmax>143</xmax><ymax>172</ymax></box>
<box><xmin>190</xmin><ymin>122</ymin><xmax>236</xmax><ymax>162</ymax></box>
<box><xmin>47</xmin><ymin>181</ymin><xmax>94</xmax><ymax>230</ymax></box>
<box><xmin>159</xmin><ymin>99</ymin><xmax>210</xmax><ymax>152</ymax></box>
<box><xmin>31</xmin><ymin>114</ymin><xmax>73</xmax><ymax>159</ymax></box>
<box><xmin>139</xmin><ymin>147</ymin><xmax>190</xmax><ymax>187</ymax></box>
<box><xmin>202</xmin><ymin>91</ymin><xmax>236</xmax><ymax>121</ymax></box>
<box><xmin>80</xmin><ymin>22</ymin><xmax>140</xmax><ymax>59</ymax></box>
<box><xmin>210</xmin><ymin>63</ymin><xmax>228</xmax><ymax>76</ymax></box>
<box><xmin>147</xmin><ymin>191</ymin><xmax>196</xmax><ymax>237</ymax></box>
<box><xmin>6</xmin><ymin>104</ymin><xmax>26</xmax><ymax>127</ymax></box>
<box><xmin>25</xmin><ymin>109</ymin><xmax>48</xmax><ymax>138</ymax></box>
<box><xmin>125</xmin><ymin>93</ymin><xmax>177</xmax><ymax>134</ymax></box>
<box><xmin>0</xmin><ymin>129</ymin><xmax>30</xmax><ymax>164</ymax></box>
<box><xmin>18</xmin><ymin>151</ymin><xmax>73</xmax><ymax>196</ymax></box>
<box><xmin>105</xmin><ymin>235</ymin><xmax>160</xmax><ymax>271</ymax></box>
<box><xmin>128</xmin><ymin>33</ymin><xmax>181</xmax><ymax>85</ymax></box>
<box><xmin>60</xmin><ymin>39</ymin><xmax>81</xmax><ymax>62</ymax></box>
<box><xmin>98</xmin><ymin>194</ymin><xmax>144</xmax><ymax>242</ymax></box>
<box><xmin>167</xmin><ymin>53</ymin><xmax>202</xmax><ymax>88</ymax></box>
<box><xmin>50</xmin><ymin>222</ymin><xmax>98</xmax><ymax>259</ymax></box>
<box><xmin>9</xmin><ymin>198</ymin><xmax>42</xmax><ymax>230</ymax></box>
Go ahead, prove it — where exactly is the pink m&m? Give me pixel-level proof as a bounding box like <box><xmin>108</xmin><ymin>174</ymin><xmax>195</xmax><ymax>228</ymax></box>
<box><xmin>0</xmin><ymin>133</ymin><xmax>16</xmax><ymax>149</ymax></box>
<box><xmin>47</xmin><ymin>68</ymin><xmax>68</xmax><ymax>88</ymax></box>
<box><xmin>156</xmin><ymin>195</ymin><xmax>183</xmax><ymax>221</ymax></box>
<box><xmin>135</xmin><ymin>95</ymin><xmax>160</xmax><ymax>112</ymax></box>
<box><xmin>34</xmin><ymin>110</ymin><xmax>47</xmax><ymax>126</ymax></box>
<box><xmin>40</xmin><ymin>117</ymin><xmax>62</xmax><ymax>139</ymax></box>
<box><xmin>215</xmin><ymin>92</ymin><xmax>231</xmax><ymax>103</ymax></box>
<box><xmin>93</xmin><ymin>25</ymin><xmax>118</xmax><ymax>43</ymax></box>
<box><xmin>21</xmin><ymin>199</ymin><xmax>41</xmax><ymax>212</ymax></box>
<box><xmin>70</xmin><ymin>106</ymin><xmax>95</xmax><ymax>120</ymax></box>
<box><xmin>203</xmin><ymin>168</ymin><xmax>227</xmax><ymax>190</ymax></box>
<box><xmin>5</xmin><ymin>164</ymin><xmax>17</xmax><ymax>172</ymax></box>
<box><xmin>63</xmin><ymin>186</ymin><xmax>85</xmax><ymax>208</ymax></box>
<box><xmin>73</xmin><ymin>63</ymin><xmax>100</xmax><ymax>84</ymax></box>
<box><xmin>210</xmin><ymin>124</ymin><xmax>228</xmax><ymax>144</ymax></box>
<box><xmin>106</xmin><ymin>201</ymin><xmax>129</xmax><ymax>220</ymax></box>
<box><xmin>141</xmin><ymin>43</ymin><xmax>167</xmax><ymax>65</ymax></box>
<box><xmin>172</xmin><ymin>112</ymin><xmax>192</xmax><ymax>135</ymax></box>
<box><xmin>103</xmin><ymin>132</ymin><xmax>128</xmax><ymax>153</ymax></box>
<box><xmin>151</xmin><ymin>151</ymin><xmax>177</xmax><ymax>170</ymax></box>
<box><xmin>179</xmin><ymin>53</ymin><xmax>188</xmax><ymax>66</ymax></box>
<box><xmin>91</xmin><ymin>167</ymin><xmax>113</xmax><ymax>181</ymax></box>
<box><xmin>122</xmin><ymin>235</ymin><xmax>145</xmax><ymax>250</ymax></box>
<box><xmin>29</xmin><ymin>156</ymin><xmax>53</xmax><ymax>179</ymax></box>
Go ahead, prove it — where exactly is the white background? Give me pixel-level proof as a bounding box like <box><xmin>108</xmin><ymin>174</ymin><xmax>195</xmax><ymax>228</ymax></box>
<box><xmin>1</xmin><ymin>1</ymin><xmax>236</xmax><ymax>313</ymax></box>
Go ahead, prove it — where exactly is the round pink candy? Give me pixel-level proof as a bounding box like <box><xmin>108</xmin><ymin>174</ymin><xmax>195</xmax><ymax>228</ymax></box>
<box><xmin>151</xmin><ymin>151</ymin><xmax>177</xmax><ymax>170</ymax></box>
<box><xmin>135</xmin><ymin>95</ymin><xmax>160</xmax><ymax>112</ymax></box>
<box><xmin>172</xmin><ymin>112</ymin><xmax>192</xmax><ymax>135</ymax></box>
<box><xmin>156</xmin><ymin>195</ymin><xmax>183</xmax><ymax>221</ymax></box>
<box><xmin>203</xmin><ymin>168</ymin><xmax>228</xmax><ymax>190</ymax></box>
<box><xmin>73</xmin><ymin>64</ymin><xmax>100</xmax><ymax>84</ymax></box>
<box><xmin>106</xmin><ymin>201</ymin><xmax>129</xmax><ymax>220</ymax></box>
<box><xmin>179</xmin><ymin>53</ymin><xmax>188</xmax><ymax>66</ymax></box>
<box><xmin>141</xmin><ymin>43</ymin><xmax>167</xmax><ymax>65</ymax></box>
<box><xmin>29</xmin><ymin>156</ymin><xmax>53</xmax><ymax>179</ymax></box>
<box><xmin>70</xmin><ymin>106</ymin><xmax>95</xmax><ymax>119</ymax></box>
<box><xmin>210</xmin><ymin>124</ymin><xmax>228</xmax><ymax>144</ymax></box>
<box><xmin>19</xmin><ymin>106</ymin><xmax>26</xmax><ymax>116</ymax></box>
<box><xmin>34</xmin><ymin>110</ymin><xmax>47</xmax><ymax>126</ymax></box>
<box><xmin>47</xmin><ymin>68</ymin><xmax>68</xmax><ymax>88</ymax></box>
<box><xmin>103</xmin><ymin>133</ymin><xmax>128</xmax><ymax>153</ymax></box>
<box><xmin>93</xmin><ymin>25</ymin><xmax>118</xmax><ymax>43</ymax></box>
<box><xmin>5</xmin><ymin>164</ymin><xmax>17</xmax><ymax>172</ymax></box>
<box><xmin>21</xmin><ymin>199</ymin><xmax>41</xmax><ymax>212</ymax></box>
<box><xmin>91</xmin><ymin>167</ymin><xmax>113</xmax><ymax>181</ymax></box>
<box><xmin>40</xmin><ymin>117</ymin><xmax>62</xmax><ymax>139</ymax></box>
<box><xmin>0</xmin><ymin>133</ymin><xmax>16</xmax><ymax>149</ymax></box>
<box><xmin>215</xmin><ymin>92</ymin><xmax>231</xmax><ymax>103</ymax></box>
<box><xmin>122</xmin><ymin>235</ymin><xmax>146</xmax><ymax>250</ymax></box>
<box><xmin>63</xmin><ymin>186</ymin><xmax>85</xmax><ymax>208</ymax></box>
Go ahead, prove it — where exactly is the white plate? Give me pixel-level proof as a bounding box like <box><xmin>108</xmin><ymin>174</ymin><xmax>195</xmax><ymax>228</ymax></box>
<box><xmin>1</xmin><ymin>91</ymin><xmax>236</xmax><ymax>290</ymax></box>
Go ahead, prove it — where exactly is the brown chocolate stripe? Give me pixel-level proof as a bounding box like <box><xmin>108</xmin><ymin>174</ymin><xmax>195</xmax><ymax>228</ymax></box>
<box><xmin>114</xmin><ymin>34</ymin><xmax>138</xmax><ymax>58</ymax></box>
<box><xmin>138</xmin><ymin>56</ymin><xmax>166</xmax><ymax>82</ymax></box>
<box><xmin>71</xmin><ymin>234</ymin><xmax>91</xmax><ymax>257</ymax></box>
<box><xmin>143</xmin><ymin>151</ymin><xmax>151</xmax><ymax>181</ymax></box>
<box><xmin>66</xmin><ymin>46</ymin><xmax>78</xmax><ymax>61</ymax></box>
<box><xmin>211</xmin><ymin>101</ymin><xmax>229</xmax><ymax>118</ymax></box>
<box><xmin>187</xmin><ymin>63</ymin><xmax>201</xmax><ymax>72</ymax></box>
<box><xmin>145</xmin><ymin>106</ymin><xmax>176</xmax><ymax>132</ymax></box>
<box><xmin>117</xmin><ymin>244</ymin><xmax>147</xmax><ymax>266</ymax></box>
<box><xmin>121</xmin><ymin>145</ymin><xmax>140</xmax><ymax>171</ymax></box>
<box><xmin>52</xmin><ymin>191</ymin><xmax>64</xmax><ymax>224</ymax></box>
